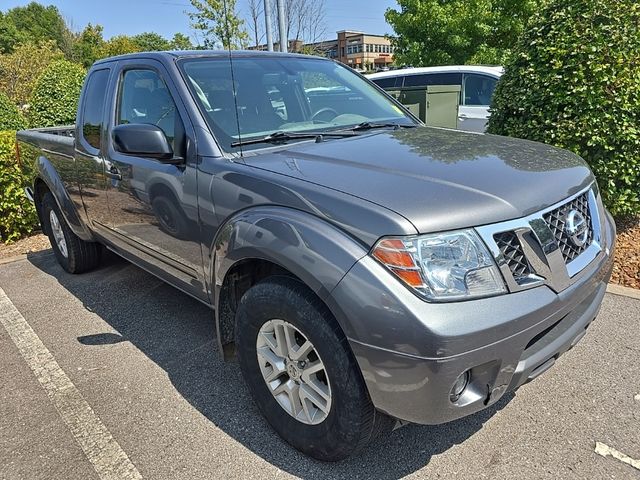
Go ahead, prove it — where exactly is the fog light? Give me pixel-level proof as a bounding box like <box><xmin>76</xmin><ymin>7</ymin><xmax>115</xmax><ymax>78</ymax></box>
<box><xmin>450</xmin><ymin>370</ymin><xmax>470</xmax><ymax>402</ymax></box>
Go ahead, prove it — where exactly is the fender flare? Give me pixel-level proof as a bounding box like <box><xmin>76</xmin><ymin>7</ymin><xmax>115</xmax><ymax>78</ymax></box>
<box><xmin>34</xmin><ymin>155</ymin><xmax>94</xmax><ymax>242</ymax></box>
<box><xmin>209</xmin><ymin>206</ymin><xmax>369</xmax><ymax>355</ymax></box>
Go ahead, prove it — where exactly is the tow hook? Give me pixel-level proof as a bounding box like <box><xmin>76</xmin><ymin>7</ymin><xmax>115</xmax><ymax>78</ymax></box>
<box><xmin>485</xmin><ymin>384</ymin><xmax>507</xmax><ymax>406</ymax></box>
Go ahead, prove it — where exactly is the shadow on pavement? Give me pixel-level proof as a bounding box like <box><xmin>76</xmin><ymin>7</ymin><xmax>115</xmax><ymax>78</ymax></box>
<box><xmin>28</xmin><ymin>250</ymin><xmax>513</xmax><ymax>479</ymax></box>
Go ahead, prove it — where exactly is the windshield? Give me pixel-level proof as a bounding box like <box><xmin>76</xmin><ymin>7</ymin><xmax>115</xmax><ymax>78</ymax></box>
<box><xmin>179</xmin><ymin>56</ymin><xmax>415</xmax><ymax>151</ymax></box>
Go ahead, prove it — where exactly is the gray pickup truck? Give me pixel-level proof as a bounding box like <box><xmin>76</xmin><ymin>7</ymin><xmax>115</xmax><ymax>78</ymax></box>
<box><xmin>17</xmin><ymin>51</ymin><xmax>615</xmax><ymax>461</ymax></box>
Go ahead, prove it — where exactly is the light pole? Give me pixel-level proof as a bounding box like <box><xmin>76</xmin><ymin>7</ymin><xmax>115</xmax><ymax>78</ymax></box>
<box><xmin>276</xmin><ymin>0</ymin><xmax>287</xmax><ymax>53</ymax></box>
<box><xmin>263</xmin><ymin>0</ymin><xmax>274</xmax><ymax>51</ymax></box>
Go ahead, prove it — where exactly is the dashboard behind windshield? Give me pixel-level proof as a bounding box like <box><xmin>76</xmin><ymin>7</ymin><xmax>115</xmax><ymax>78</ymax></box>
<box><xmin>179</xmin><ymin>56</ymin><xmax>415</xmax><ymax>151</ymax></box>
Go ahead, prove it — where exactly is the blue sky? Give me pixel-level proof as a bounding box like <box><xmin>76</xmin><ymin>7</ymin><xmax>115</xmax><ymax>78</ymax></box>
<box><xmin>3</xmin><ymin>0</ymin><xmax>397</xmax><ymax>42</ymax></box>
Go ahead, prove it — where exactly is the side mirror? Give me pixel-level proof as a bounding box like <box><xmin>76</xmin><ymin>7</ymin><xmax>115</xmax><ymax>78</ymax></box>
<box><xmin>112</xmin><ymin>123</ymin><xmax>176</xmax><ymax>162</ymax></box>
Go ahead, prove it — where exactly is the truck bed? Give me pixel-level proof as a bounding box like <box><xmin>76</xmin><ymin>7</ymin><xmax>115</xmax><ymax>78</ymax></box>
<box><xmin>16</xmin><ymin>125</ymin><xmax>76</xmax><ymax>158</ymax></box>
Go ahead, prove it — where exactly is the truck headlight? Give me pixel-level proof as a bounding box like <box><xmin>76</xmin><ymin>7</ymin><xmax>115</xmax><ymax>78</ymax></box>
<box><xmin>371</xmin><ymin>229</ymin><xmax>506</xmax><ymax>302</ymax></box>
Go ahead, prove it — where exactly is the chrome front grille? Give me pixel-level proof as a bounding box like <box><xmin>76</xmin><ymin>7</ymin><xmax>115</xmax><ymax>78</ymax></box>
<box><xmin>543</xmin><ymin>192</ymin><xmax>593</xmax><ymax>263</ymax></box>
<box><xmin>494</xmin><ymin>232</ymin><xmax>531</xmax><ymax>280</ymax></box>
<box><xmin>476</xmin><ymin>185</ymin><xmax>604</xmax><ymax>294</ymax></box>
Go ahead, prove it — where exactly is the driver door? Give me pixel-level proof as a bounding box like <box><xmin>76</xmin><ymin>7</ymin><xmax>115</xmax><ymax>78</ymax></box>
<box><xmin>98</xmin><ymin>59</ymin><xmax>207</xmax><ymax>301</ymax></box>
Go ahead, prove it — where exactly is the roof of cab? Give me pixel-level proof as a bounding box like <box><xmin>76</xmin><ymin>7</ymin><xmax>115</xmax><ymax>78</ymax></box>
<box><xmin>93</xmin><ymin>49</ymin><xmax>326</xmax><ymax>66</ymax></box>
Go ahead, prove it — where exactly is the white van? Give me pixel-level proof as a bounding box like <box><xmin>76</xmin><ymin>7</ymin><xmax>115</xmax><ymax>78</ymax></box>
<box><xmin>367</xmin><ymin>66</ymin><xmax>503</xmax><ymax>132</ymax></box>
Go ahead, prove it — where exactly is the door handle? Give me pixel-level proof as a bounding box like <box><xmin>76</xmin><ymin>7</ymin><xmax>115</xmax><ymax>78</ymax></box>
<box><xmin>105</xmin><ymin>167</ymin><xmax>122</xmax><ymax>181</ymax></box>
<box><xmin>459</xmin><ymin>113</ymin><xmax>469</xmax><ymax>119</ymax></box>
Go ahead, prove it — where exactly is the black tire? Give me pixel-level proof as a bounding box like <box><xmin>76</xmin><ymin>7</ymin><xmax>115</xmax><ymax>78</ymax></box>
<box><xmin>41</xmin><ymin>192</ymin><xmax>101</xmax><ymax>274</ymax></box>
<box><xmin>151</xmin><ymin>195</ymin><xmax>189</xmax><ymax>239</ymax></box>
<box><xmin>236</xmin><ymin>276</ymin><xmax>393</xmax><ymax>461</ymax></box>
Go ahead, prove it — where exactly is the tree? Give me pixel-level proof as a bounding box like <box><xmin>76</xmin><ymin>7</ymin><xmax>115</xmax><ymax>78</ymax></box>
<box><xmin>188</xmin><ymin>0</ymin><xmax>249</xmax><ymax>49</ymax></box>
<box><xmin>1</xmin><ymin>2</ymin><xmax>70</xmax><ymax>54</ymax></box>
<box><xmin>170</xmin><ymin>33</ymin><xmax>194</xmax><ymax>50</ymax></box>
<box><xmin>103</xmin><ymin>35</ymin><xmax>141</xmax><ymax>57</ymax></box>
<box><xmin>385</xmin><ymin>0</ymin><xmax>536</xmax><ymax>66</ymax></box>
<box><xmin>267</xmin><ymin>0</ymin><xmax>327</xmax><ymax>49</ymax></box>
<box><xmin>247</xmin><ymin>0</ymin><xmax>264</xmax><ymax>48</ymax></box>
<box><xmin>29</xmin><ymin>59</ymin><xmax>86</xmax><ymax>128</ymax></box>
<box><xmin>0</xmin><ymin>12</ymin><xmax>23</xmax><ymax>54</ymax></box>
<box><xmin>488</xmin><ymin>0</ymin><xmax>640</xmax><ymax>217</ymax></box>
<box><xmin>72</xmin><ymin>24</ymin><xmax>105</xmax><ymax>68</ymax></box>
<box><xmin>0</xmin><ymin>40</ymin><xmax>63</xmax><ymax>106</ymax></box>
<box><xmin>132</xmin><ymin>32</ymin><xmax>171</xmax><ymax>51</ymax></box>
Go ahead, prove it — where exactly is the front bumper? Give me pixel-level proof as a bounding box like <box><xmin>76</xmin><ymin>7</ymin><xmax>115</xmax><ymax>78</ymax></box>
<box><xmin>327</xmin><ymin>211</ymin><xmax>615</xmax><ymax>425</ymax></box>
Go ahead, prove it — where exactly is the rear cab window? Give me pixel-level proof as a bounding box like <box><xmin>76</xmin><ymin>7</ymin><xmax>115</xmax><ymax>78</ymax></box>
<box><xmin>80</xmin><ymin>69</ymin><xmax>110</xmax><ymax>151</ymax></box>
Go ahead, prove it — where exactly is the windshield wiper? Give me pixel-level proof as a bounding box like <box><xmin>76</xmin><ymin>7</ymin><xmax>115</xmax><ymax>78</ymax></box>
<box><xmin>231</xmin><ymin>130</ymin><xmax>356</xmax><ymax>147</ymax></box>
<box><xmin>348</xmin><ymin>122</ymin><xmax>418</xmax><ymax>132</ymax></box>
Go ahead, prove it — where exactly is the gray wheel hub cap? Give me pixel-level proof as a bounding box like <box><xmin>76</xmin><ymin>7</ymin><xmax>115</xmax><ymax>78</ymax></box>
<box><xmin>49</xmin><ymin>210</ymin><xmax>68</xmax><ymax>258</ymax></box>
<box><xmin>256</xmin><ymin>319</ymin><xmax>332</xmax><ymax>425</ymax></box>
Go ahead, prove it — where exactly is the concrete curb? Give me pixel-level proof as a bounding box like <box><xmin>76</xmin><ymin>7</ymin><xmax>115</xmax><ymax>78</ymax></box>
<box><xmin>606</xmin><ymin>283</ymin><xmax>640</xmax><ymax>300</ymax></box>
<box><xmin>0</xmin><ymin>250</ymin><xmax>53</xmax><ymax>266</ymax></box>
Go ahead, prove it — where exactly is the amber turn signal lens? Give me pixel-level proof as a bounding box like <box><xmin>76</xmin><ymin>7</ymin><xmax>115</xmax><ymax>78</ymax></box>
<box><xmin>390</xmin><ymin>268</ymin><xmax>424</xmax><ymax>288</ymax></box>
<box><xmin>372</xmin><ymin>247</ymin><xmax>415</xmax><ymax>268</ymax></box>
<box><xmin>372</xmin><ymin>239</ymin><xmax>426</xmax><ymax>289</ymax></box>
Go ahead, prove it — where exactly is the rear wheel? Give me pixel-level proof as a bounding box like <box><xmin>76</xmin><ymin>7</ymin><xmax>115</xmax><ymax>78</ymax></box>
<box><xmin>236</xmin><ymin>276</ymin><xmax>393</xmax><ymax>461</ymax></box>
<box><xmin>41</xmin><ymin>192</ymin><xmax>101</xmax><ymax>273</ymax></box>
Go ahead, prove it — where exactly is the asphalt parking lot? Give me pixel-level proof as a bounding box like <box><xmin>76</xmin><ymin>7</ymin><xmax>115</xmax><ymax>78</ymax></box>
<box><xmin>1</xmin><ymin>250</ymin><xmax>639</xmax><ymax>479</ymax></box>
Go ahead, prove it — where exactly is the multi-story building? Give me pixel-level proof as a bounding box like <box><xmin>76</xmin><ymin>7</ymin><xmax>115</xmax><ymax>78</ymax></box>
<box><xmin>326</xmin><ymin>31</ymin><xmax>395</xmax><ymax>70</ymax></box>
<box><xmin>249</xmin><ymin>30</ymin><xmax>395</xmax><ymax>71</ymax></box>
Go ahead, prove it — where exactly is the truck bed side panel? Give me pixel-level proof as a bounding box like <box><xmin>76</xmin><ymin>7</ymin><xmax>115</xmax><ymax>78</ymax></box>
<box><xmin>16</xmin><ymin>127</ymin><xmax>94</xmax><ymax>241</ymax></box>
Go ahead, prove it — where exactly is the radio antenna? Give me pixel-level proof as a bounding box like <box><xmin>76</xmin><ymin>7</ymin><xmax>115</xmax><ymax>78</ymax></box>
<box><xmin>222</xmin><ymin>0</ymin><xmax>243</xmax><ymax>155</ymax></box>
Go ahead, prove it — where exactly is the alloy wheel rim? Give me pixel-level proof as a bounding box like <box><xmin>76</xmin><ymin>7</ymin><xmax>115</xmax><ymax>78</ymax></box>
<box><xmin>256</xmin><ymin>319</ymin><xmax>332</xmax><ymax>425</ymax></box>
<box><xmin>49</xmin><ymin>210</ymin><xmax>68</xmax><ymax>258</ymax></box>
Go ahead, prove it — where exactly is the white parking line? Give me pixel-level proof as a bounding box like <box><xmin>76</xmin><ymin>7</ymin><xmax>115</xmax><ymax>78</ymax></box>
<box><xmin>595</xmin><ymin>442</ymin><xmax>640</xmax><ymax>472</ymax></box>
<box><xmin>0</xmin><ymin>287</ymin><xmax>143</xmax><ymax>480</ymax></box>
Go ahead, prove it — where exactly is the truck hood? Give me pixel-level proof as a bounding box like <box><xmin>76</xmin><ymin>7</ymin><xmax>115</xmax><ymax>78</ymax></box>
<box><xmin>243</xmin><ymin>127</ymin><xmax>594</xmax><ymax>233</ymax></box>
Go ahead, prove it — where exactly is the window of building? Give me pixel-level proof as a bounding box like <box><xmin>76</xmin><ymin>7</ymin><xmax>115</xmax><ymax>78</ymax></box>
<box><xmin>80</xmin><ymin>69</ymin><xmax>110</xmax><ymax>150</ymax></box>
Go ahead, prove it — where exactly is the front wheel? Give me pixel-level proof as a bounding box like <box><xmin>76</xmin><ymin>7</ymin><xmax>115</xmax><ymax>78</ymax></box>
<box><xmin>151</xmin><ymin>195</ymin><xmax>189</xmax><ymax>239</ymax></box>
<box><xmin>41</xmin><ymin>192</ymin><xmax>101</xmax><ymax>274</ymax></box>
<box><xmin>236</xmin><ymin>276</ymin><xmax>392</xmax><ymax>461</ymax></box>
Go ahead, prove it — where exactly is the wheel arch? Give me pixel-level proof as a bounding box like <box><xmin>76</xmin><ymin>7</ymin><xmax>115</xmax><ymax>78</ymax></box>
<box><xmin>33</xmin><ymin>156</ymin><xmax>94</xmax><ymax>241</ymax></box>
<box><xmin>210</xmin><ymin>206</ymin><xmax>369</xmax><ymax>360</ymax></box>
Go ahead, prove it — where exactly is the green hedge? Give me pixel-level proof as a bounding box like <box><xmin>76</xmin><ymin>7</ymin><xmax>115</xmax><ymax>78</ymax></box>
<box><xmin>0</xmin><ymin>131</ymin><xmax>38</xmax><ymax>243</ymax></box>
<box><xmin>488</xmin><ymin>0</ymin><xmax>640</xmax><ymax>218</ymax></box>
<box><xmin>0</xmin><ymin>91</ymin><xmax>26</xmax><ymax>130</ymax></box>
<box><xmin>29</xmin><ymin>59</ymin><xmax>86</xmax><ymax>128</ymax></box>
